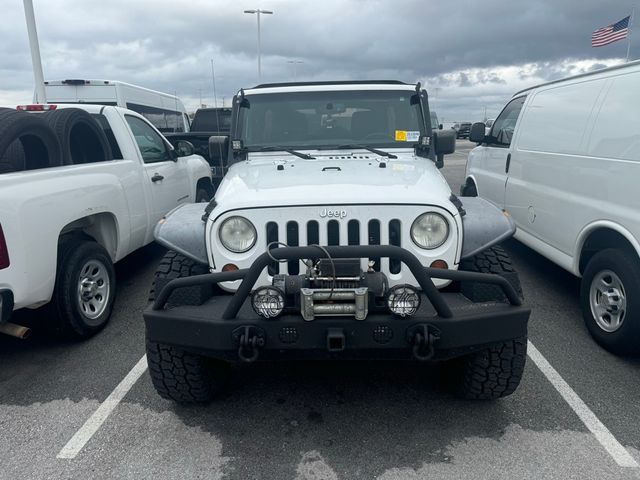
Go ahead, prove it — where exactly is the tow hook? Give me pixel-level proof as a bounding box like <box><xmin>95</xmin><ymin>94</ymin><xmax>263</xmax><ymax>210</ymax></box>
<box><xmin>232</xmin><ymin>326</ymin><xmax>266</xmax><ymax>363</ymax></box>
<box><xmin>407</xmin><ymin>324</ymin><xmax>440</xmax><ymax>361</ymax></box>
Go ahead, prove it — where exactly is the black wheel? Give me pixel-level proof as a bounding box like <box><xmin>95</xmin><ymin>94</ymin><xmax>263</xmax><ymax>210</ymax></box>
<box><xmin>146</xmin><ymin>339</ymin><xmax>229</xmax><ymax>404</ymax></box>
<box><xmin>52</xmin><ymin>239</ymin><xmax>116</xmax><ymax>338</ymax></box>
<box><xmin>147</xmin><ymin>250</ymin><xmax>227</xmax><ymax>403</ymax></box>
<box><xmin>452</xmin><ymin>337</ymin><xmax>527</xmax><ymax>400</ymax></box>
<box><xmin>458</xmin><ymin>245</ymin><xmax>523</xmax><ymax>302</ymax></box>
<box><xmin>580</xmin><ymin>249</ymin><xmax>640</xmax><ymax>355</ymax></box>
<box><xmin>0</xmin><ymin>108</ymin><xmax>62</xmax><ymax>172</ymax></box>
<box><xmin>44</xmin><ymin>108</ymin><xmax>112</xmax><ymax>165</ymax></box>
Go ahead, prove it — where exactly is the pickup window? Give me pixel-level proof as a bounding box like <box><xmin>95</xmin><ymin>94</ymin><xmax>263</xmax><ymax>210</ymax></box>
<box><xmin>125</xmin><ymin>115</ymin><xmax>172</xmax><ymax>163</ymax></box>
<box><xmin>91</xmin><ymin>114</ymin><xmax>123</xmax><ymax>159</ymax></box>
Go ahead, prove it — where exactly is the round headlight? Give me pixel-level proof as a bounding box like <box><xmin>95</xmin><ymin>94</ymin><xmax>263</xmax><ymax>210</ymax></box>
<box><xmin>219</xmin><ymin>216</ymin><xmax>257</xmax><ymax>253</ymax></box>
<box><xmin>411</xmin><ymin>212</ymin><xmax>449</xmax><ymax>249</ymax></box>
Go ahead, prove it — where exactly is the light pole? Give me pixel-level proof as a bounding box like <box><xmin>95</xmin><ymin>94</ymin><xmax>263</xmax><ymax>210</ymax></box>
<box><xmin>244</xmin><ymin>9</ymin><xmax>273</xmax><ymax>82</ymax></box>
<box><xmin>23</xmin><ymin>0</ymin><xmax>46</xmax><ymax>103</ymax></box>
<box><xmin>287</xmin><ymin>60</ymin><xmax>304</xmax><ymax>80</ymax></box>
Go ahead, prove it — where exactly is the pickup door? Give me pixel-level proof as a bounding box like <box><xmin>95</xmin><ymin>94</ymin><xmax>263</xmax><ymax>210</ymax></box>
<box><xmin>124</xmin><ymin>115</ymin><xmax>191</xmax><ymax>219</ymax></box>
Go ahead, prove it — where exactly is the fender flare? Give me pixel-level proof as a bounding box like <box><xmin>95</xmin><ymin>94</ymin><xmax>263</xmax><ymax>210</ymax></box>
<box><xmin>154</xmin><ymin>203</ymin><xmax>209</xmax><ymax>265</ymax></box>
<box><xmin>459</xmin><ymin>197</ymin><xmax>515</xmax><ymax>259</ymax></box>
<box><xmin>574</xmin><ymin>220</ymin><xmax>640</xmax><ymax>274</ymax></box>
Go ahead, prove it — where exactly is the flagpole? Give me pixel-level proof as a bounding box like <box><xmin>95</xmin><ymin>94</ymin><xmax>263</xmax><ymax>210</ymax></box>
<box><xmin>627</xmin><ymin>8</ymin><xmax>635</xmax><ymax>62</ymax></box>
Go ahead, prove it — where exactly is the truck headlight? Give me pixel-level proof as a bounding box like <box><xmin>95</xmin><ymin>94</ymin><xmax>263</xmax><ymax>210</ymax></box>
<box><xmin>219</xmin><ymin>216</ymin><xmax>257</xmax><ymax>253</ymax></box>
<box><xmin>411</xmin><ymin>212</ymin><xmax>449</xmax><ymax>249</ymax></box>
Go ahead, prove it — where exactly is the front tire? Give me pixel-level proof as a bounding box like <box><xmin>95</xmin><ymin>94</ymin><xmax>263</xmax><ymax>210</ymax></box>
<box><xmin>580</xmin><ymin>249</ymin><xmax>640</xmax><ymax>355</ymax></box>
<box><xmin>53</xmin><ymin>239</ymin><xmax>116</xmax><ymax>338</ymax></box>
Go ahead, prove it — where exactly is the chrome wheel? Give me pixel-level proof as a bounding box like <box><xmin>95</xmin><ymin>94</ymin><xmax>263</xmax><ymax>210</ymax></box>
<box><xmin>77</xmin><ymin>259</ymin><xmax>110</xmax><ymax>320</ymax></box>
<box><xmin>589</xmin><ymin>270</ymin><xmax>626</xmax><ymax>333</ymax></box>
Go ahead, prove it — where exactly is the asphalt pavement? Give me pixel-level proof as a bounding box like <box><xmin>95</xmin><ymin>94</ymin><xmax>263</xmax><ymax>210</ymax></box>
<box><xmin>2</xmin><ymin>140</ymin><xmax>640</xmax><ymax>480</ymax></box>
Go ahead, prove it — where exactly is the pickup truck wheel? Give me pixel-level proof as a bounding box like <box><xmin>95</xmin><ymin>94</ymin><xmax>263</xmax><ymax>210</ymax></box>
<box><xmin>458</xmin><ymin>245</ymin><xmax>523</xmax><ymax>302</ymax></box>
<box><xmin>451</xmin><ymin>336</ymin><xmax>527</xmax><ymax>400</ymax></box>
<box><xmin>53</xmin><ymin>240</ymin><xmax>116</xmax><ymax>338</ymax></box>
<box><xmin>581</xmin><ymin>249</ymin><xmax>640</xmax><ymax>355</ymax></box>
<box><xmin>146</xmin><ymin>339</ymin><xmax>229</xmax><ymax>404</ymax></box>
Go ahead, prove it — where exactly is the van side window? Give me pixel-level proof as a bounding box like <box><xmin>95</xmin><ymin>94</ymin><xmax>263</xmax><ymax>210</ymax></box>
<box><xmin>91</xmin><ymin>114</ymin><xmax>123</xmax><ymax>159</ymax></box>
<box><xmin>488</xmin><ymin>96</ymin><xmax>526</xmax><ymax>147</ymax></box>
<box><xmin>126</xmin><ymin>103</ymin><xmax>185</xmax><ymax>133</ymax></box>
<box><xmin>125</xmin><ymin>115</ymin><xmax>172</xmax><ymax>163</ymax></box>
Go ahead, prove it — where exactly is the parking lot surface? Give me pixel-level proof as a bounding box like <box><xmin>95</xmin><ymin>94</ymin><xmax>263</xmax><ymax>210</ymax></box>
<box><xmin>2</xmin><ymin>140</ymin><xmax>640</xmax><ymax>480</ymax></box>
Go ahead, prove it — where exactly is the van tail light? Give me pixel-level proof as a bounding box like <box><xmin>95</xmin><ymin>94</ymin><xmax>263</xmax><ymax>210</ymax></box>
<box><xmin>16</xmin><ymin>104</ymin><xmax>57</xmax><ymax>111</ymax></box>
<box><xmin>0</xmin><ymin>224</ymin><xmax>9</xmax><ymax>270</ymax></box>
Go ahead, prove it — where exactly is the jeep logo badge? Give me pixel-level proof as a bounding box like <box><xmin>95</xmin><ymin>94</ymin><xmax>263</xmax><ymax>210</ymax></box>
<box><xmin>319</xmin><ymin>208</ymin><xmax>347</xmax><ymax>219</ymax></box>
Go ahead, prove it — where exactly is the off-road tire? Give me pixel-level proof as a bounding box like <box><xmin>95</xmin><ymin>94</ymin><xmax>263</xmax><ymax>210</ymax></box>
<box><xmin>580</xmin><ymin>248</ymin><xmax>640</xmax><ymax>356</ymax></box>
<box><xmin>149</xmin><ymin>250</ymin><xmax>211</xmax><ymax>306</ymax></box>
<box><xmin>453</xmin><ymin>336</ymin><xmax>527</xmax><ymax>400</ymax></box>
<box><xmin>459</xmin><ymin>245</ymin><xmax>523</xmax><ymax>302</ymax></box>
<box><xmin>52</xmin><ymin>239</ymin><xmax>116</xmax><ymax>338</ymax></box>
<box><xmin>146</xmin><ymin>339</ymin><xmax>229</xmax><ymax>404</ymax></box>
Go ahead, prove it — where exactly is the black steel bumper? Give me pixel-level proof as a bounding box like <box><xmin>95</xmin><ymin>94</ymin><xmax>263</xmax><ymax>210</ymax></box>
<box><xmin>144</xmin><ymin>245</ymin><xmax>530</xmax><ymax>362</ymax></box>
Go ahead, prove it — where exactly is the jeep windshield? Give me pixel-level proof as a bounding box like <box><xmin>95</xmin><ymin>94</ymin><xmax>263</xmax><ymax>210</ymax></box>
<box><xmin>238</xmin><ymin>90</ymin><xmax>426</xmax><ymax>152</ymax></box>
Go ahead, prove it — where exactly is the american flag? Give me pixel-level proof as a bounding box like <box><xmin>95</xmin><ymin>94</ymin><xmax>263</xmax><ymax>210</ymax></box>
<box><xmin>592</xmin><ymin>15</ymin><xmax>630</xmax><ymax>47</ymax></box>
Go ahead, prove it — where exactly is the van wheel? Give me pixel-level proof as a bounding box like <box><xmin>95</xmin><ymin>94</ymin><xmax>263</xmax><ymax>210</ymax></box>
<box><xmin>53</xmin><ymin>239</ymin><xmax>116</xmax><ymax>338</ymax></box>
<box><xmin>581</xmin><ymin>249</ymin><xmax>640</xmax><ymax>355</ymax></box>
<box><xmin>460</xmin><ymin>180</ymin><xmax>477</xmax><ymax>197</ymax></box>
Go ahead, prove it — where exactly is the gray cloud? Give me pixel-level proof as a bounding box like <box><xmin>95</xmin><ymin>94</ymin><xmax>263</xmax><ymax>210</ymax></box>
<box><xmin>1</xmin><ymin>0</ymin><xmax>637</xmax><ymax>121</ymax></box>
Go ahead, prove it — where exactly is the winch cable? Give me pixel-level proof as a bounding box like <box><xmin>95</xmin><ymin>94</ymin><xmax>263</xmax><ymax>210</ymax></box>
<box><xmin>266</xmin><ymin>242</ymin><xmax>337</xmax><ymax>299</ymax></box>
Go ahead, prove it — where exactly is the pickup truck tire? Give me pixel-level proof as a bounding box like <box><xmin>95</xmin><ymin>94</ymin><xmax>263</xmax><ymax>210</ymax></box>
<box><xmin>581</xmin><ymin>249</ymin><xmax>640</xmax><ymax>355</ymax></box>
<box><xmin>146</xmin><ymin>339</ymin><xmax>229</xmax><ymax>404</ymax></box>
<box><xmin>451</xmin><ymin>336</ymin><xmax>527</xmax><ymax>400</ymax></box>
<box><xmin>0</xmin><ymin>109</ymin><xmax>62</xmax><ymax>173</ymax></box>
<box><xmin>45</xmin><ymin>108</ymin><xmax>112</xmax><ymax>165</ymax></box>
<box><xmin>458</xmin><ymin>245</ymin><xmax>523</xmax><ymax>302</ymax></box>
<box><xmin>53</xmin><ymin>239</ymin><xmax>116</xmax><ymax>338</ymax></box>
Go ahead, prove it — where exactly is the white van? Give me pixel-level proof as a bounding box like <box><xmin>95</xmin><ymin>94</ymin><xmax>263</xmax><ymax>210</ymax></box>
<box><xmin>462</xmin><ymin>60</ymin><xmax>640</xmax><ymax>355</ymax></box>
<box><xmin>43</xmin><ymin>79</ymin><xmax>190</xmax><ymax>133</ymax></box>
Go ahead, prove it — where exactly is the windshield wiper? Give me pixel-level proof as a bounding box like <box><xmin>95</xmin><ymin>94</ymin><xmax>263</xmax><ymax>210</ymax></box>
<box><xmin>257</xmin><ymin>146</ymin><xmax>315</xmax><ymax>159</ymax></box>
<box><xmin>335</xmin><ymin>144</ymin><xmax>397</xmax><ymax>159</ymax></box>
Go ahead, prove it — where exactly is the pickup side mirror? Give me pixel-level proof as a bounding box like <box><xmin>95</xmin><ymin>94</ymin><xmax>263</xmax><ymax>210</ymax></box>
<box><xmin>469</xmin><ymin>122</ymin><xmax>486</xmax><ymax>143</ymax></box>
<box><xmin>433</xmin><ymin>129</ymin><xmax>456</xmax><ymax>168</ymax></box>
<box><xmin>175</xmin><ymin>140</ymin><xmax>195</xmax><ymax>157</ymax></box>
<box><xmin>209</xmin><ymin>135</ymin><xmax>230</xmax><ymax>173</ymax></box>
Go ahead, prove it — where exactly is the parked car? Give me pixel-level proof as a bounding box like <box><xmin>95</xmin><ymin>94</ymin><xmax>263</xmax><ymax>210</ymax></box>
<box><xmin>165</xmin><ymin>107</ymin><xmax>232</xmax><ymax>189</ymax></box>
<box><xmin>143</xmin><ymin>80</ymin><xmax>530</xmax><ymax>404</ymax></box>
<box><xmin>462</xmin><ymin>60</ymin><xmax>640</xmax><ymax>355</ymax></box>
<box><xmin>0</xmin><ymin>104</ymin><xmax>212</xmax><ymax>339</ymax></box>
<box><xmin>43</xmin><ymin>79</ymin><xmax>191</xmax><ymax>133</ymax></box>
<box><xmin>453</xmin><ymin>122</ymin><xmax>472</xmax><ymax>139</ymax></box>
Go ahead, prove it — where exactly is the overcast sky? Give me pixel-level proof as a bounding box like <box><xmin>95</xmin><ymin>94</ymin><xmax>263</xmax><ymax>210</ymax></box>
<box><xmin>1</xmin><ymin>0</ymin><xmax>637</xmax><ymax>123</ymax></box>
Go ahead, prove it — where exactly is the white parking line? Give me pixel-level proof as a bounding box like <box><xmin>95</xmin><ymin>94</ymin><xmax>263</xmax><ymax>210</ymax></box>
<box><xmin>57</xmin><ymin>354</ymin><xmax>148</xmax><ymax>459</ymax></box>
<box><xmin>527</xmin><ymin>341</ymin><xmax>638</xmax><ymax>468</ymax></box>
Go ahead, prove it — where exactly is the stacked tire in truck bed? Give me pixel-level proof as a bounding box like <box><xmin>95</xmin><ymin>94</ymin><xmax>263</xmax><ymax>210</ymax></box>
<box><xmin>0</xmin><ymin>107</ymin><xmax>112</xmax><ymax>173</ymax></box>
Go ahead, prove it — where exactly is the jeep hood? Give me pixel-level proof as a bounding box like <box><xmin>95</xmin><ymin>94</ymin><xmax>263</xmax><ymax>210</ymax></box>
<box><xmin>212</xmin><ymin>151</ymin><xmax>454</xmax><ymax>213</ymax></box>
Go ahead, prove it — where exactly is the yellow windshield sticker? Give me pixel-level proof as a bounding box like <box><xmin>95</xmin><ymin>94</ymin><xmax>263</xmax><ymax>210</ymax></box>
<box><xmin>395</xmin><ymin>130</ymin><xmax>407</xmax><ymax>141</ymax></box>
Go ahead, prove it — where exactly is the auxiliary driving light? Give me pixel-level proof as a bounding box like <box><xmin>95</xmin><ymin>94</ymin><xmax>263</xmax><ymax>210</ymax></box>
<box><xmin>251</xmin><ymin>286</ymin><xmax>285</xmax><ymax>318</ymax></box>
<box><xmin>387</xmin><ymin>284</ymin><xmax>421</xmax><ymax>317</ymax></box>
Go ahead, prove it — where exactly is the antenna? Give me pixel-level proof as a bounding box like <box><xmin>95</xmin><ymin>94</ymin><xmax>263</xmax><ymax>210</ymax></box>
<box><xmin>174</xmin><ymin>90</ymin><xmax>179</xmax><ymax>132</ymax></box>
<box><xmin>211</xmin><ymin>58</ymin><xmax>224</xmax><ymax>165</ymax></box>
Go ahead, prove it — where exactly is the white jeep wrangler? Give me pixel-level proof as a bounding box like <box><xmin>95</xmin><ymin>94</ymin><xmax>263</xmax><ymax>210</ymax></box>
<box><xmin>144</xmin><ymin>81</ymin><xmax>530</xmax><ymax>403</ymax></box>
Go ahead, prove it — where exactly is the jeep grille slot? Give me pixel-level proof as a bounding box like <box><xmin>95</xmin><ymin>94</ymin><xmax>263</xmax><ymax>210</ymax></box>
<box><xmin>348</xmin><ymin>220</ymin><xmax>359</xmax><ymax>245</ymax></box>
<box><xmin>307</xmin><ymin>221</ymin><xmax>319</xmax><ymax>245</ymax></box>
<box><xmin>286</xmin><ymin>221</ymin><xmax>300</xmax><ymax>274</ymax></box>
<box><xmin>266</xmin><ymin>222</ymin><xmax>279</xmax><ymax>275</ymax></box>
<box><xmin>389</xmin><ymin>219</ymin><xmax>401</xmax><ymax>274</ymax></box>
<box><xmin>368</xmin><ymin>220</ymin><xmax>381</xmax><ymax>272</ymax></box>
<box><xmin>327</xmin><ymin>220</ymin><xmax>340</xmax><ymax>246</ymax></box>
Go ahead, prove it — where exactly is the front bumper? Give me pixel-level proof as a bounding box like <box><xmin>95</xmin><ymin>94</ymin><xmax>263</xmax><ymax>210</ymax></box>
<box><xmin>144</xmin><ymin>245</ymin><xmax>530</xmax><ymax>362</ymax></box>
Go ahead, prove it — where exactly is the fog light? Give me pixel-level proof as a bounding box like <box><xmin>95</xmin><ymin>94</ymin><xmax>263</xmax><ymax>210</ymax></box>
<box><xmin>251</xmin><ymin>286</ymin><xmax>285</xmax><ymax>318</ymax></box>
<box><xmin>387</xmin><ymin>285</ymin><xmax>421</xmax><ymax>317</ymax></box>
<box><xmin>222</xmin><ymin>263</ymin><xmax>239</xmax><ymax>272</ymax></box>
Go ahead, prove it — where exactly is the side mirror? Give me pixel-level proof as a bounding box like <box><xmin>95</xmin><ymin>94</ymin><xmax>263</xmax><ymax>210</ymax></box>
<box><xmin>469</xmin><ymin>122</ymin><xmax>486</xmax><ymax>143</ymax></box>
<box><xmin>175</xmin><ymin>140</ymin><xmax>195</xmax><ymax>157</ymax></box>
<box><xmin>209</xmin><ymin>135</ymin><xmax>230</xmax><ymax>172</ymax></box>
<box><xmin>433</xmin><ymin>129</ymin><xmax>456</xmax><ymax>168</ymax></box>
<box><xmin>438</xmin><ymin>123</ymin><xmax>443</xmax><ymax>130</ymax></box>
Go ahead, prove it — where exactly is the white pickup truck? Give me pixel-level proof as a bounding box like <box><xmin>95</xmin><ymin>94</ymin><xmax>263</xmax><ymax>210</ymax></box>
<box><xmin>0</xmin><ymin>104</ymin><xmax>212</xmax><ymax>339</ymax></box>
